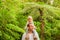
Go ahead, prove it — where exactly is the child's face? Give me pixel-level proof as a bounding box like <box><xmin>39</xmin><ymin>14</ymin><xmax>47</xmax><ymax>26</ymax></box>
<box><xmin>28</xmin><ymin>18</ymin><xmax>32</xmax><ymax>22</ymax></box>
<box><xmin>27</xmin><ymin>24</ymin><xmax>34</xmax><ymax>31</ymax></box>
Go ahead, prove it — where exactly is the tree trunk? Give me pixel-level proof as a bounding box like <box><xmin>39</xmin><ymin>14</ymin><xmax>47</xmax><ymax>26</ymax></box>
<box><xmin>39</xmin><ymin>9</ymin><xmax>45</xmax><ymax>40</ymax></box>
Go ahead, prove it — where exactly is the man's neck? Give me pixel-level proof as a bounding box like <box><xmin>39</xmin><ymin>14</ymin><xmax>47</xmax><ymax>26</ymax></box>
<box><xmin>28</xmin><ymin>30</ymin><xmax>33</xmax><ymax>34</ymax></box>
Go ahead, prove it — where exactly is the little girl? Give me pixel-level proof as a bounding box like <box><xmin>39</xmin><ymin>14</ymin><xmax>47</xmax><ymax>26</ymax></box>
<box><xmin>25</xmin><ymin>16</ymin><xmax>35</xmax><ymax>29</ymax></box>
<box><xmin>22</xmin><ymin>16</ymin><xmax>40</xmax><ymax>40</ymax></box>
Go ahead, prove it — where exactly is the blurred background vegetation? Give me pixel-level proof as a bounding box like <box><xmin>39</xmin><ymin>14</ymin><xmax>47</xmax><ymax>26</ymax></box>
<box><xmin>0</xmin><ymin>0</ymin><xmax>60</xmax><ymax>40</ymax></box>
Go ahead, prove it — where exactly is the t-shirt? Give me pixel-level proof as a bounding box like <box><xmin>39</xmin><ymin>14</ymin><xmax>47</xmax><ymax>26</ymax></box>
<box><xmin>22</xmin><ymin>31</ymin><xmax>40</xmax><ymax>40</ymax></box>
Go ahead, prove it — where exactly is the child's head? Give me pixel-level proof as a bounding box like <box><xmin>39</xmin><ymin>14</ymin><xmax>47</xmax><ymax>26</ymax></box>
<box><xmin>27</xmin><ymin>23</ymin><xmax>34</xmax><ymax>31</ymax></box>
<box><xmin>28</xmin><ymin>16</ymin><xmax>33</xmax><ymax>22</ymax></box>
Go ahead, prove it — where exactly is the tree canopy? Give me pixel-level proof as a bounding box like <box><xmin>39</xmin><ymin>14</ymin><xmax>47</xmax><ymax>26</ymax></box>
<box><xmin>0</xmin><ymin>0</ymin><xmax>60</xmax><ymax>40</ymax></box>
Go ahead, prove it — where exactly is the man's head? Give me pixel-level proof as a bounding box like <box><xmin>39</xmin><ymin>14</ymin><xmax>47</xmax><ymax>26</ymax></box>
<box><xmin>27</xmin><ymin>23</ymin><xmax>34</xmax><ymax>31</ymax></box>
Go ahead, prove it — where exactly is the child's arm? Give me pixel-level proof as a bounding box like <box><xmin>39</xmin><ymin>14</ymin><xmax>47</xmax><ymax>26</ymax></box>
<box><xmin>22</xmin><ymin>33</ymin><xmax>26</xmax><ymax>40</ymax></box>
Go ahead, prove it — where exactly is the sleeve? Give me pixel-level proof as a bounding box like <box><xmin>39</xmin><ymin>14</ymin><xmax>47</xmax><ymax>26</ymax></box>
<box><xmin>36</xmin><ymin>33</ymin><xmax>40</xmax><ymax>40</ymax></box>
<box><xmin>22</xmin><ymin>33</ymin><xmax>26</xmax><ymax>40</ymax></box>
<box><xmin>34</xmin><ymin>30</ymin><xmax>40</xmax><ymax>40</ymax></box>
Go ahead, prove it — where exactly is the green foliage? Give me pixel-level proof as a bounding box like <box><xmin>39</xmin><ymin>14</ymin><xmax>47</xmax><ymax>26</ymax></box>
<box><xmin>6</xmin><ymin>24</ymin><xmax>25</xmax><ymax>33</ymax></box>
<box><xmin>0</xmin><ymin>0</ymin><xmax>60</xmax><ymax>40</ymax></box>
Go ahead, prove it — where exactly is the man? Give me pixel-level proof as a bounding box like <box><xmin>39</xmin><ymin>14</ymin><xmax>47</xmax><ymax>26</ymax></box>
<box><xmin>22</xmin><ymin>16</ymin><xmax>40</xmax><ymax>40</ymax></box>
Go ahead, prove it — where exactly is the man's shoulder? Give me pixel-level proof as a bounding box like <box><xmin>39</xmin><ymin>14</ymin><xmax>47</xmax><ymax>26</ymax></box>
<box><xmin>23</xmin><ymin>32</ymin><xmax>26</xmax><ymax>36</ymax></box>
